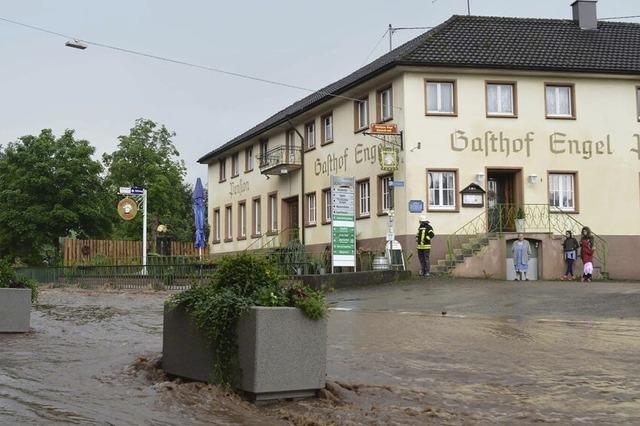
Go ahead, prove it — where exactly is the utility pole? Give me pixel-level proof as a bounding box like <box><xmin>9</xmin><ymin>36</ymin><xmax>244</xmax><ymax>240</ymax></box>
<box><xmin>388</xmin><ymin>24</ymin><xmax>393</xmax><ymax>51</ymax></box>
<box><xmin>467</xmin><ymin>0</ymin><xmax>471</xmax><ymax>15</ymax></box>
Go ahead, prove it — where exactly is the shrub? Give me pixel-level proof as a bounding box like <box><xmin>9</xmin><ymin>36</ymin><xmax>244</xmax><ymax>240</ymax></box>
<box><xmin>167</xmin><ymin>252</ymin><xmax>327</xmax><ymax>387</ymax></box>
<box><xmin>0</xmin><ymin>259</ymin><xmax>39</xmax><ymax>303</ymax></box>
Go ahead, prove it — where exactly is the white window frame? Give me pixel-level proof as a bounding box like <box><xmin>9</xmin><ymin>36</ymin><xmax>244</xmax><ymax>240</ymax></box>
<box><xmin>549</xmin><ymin>173</ymin><xmax>576</xmax><ymax>212</ymax></box>
<box><xmin>356</xmin><ymin>98</ymin><xmax>369</xmax><ymax>131</ymax></box>
<box><xmin>546</xmin><ymin>84</ymin><xmax>573</xmax><ymax>118</ymax></box>
<box><xmin>239</xmin><ymin>202</ymin><xmax>246</xmax><ymax>238</ymax></box>
<box><xmin>259</xmin><ymin>140</ymin><xmax>268</xmax><ymax>166</ymax></box>
<box><xmin>219</xmin><ymin>159</ymin><xmax>226</xmax><ymax>181</ymax></box>
<box><xmin>269</xmin><ymin>194</ymin><xmax>278</xmax><ymax>232</ymax></box>
<box><xmin>253</xmin><ymin>198</ymin><xmax>261</xmax><ymax>235</ymax></box>
<box><xmin>323</xmin><ymin>114</ymin><xmax>333</xmax><ymax>143</ymax></box>
<box><xmin>245</xmin><ymin>146</ymin><xmax>253</xmax><ymax>172</ymax></box>
<box><xmin>381</xmin><ymin>175</ymin><xmax>394</xmax><ymax>213</ymax></box>
<box><xmin>231</xmin><ymin>152</ymin><xmax>239</xmax><ymax>177</ymax></box>
<box><xmin>358</xmin><ymin>180</ymin><xmax>370</xmax><ymax>217</ymax></box>
<box><xmin>323</xmin><ymin>189</ymin><xmax>332</xmax><ymax>223</ymax></box>
<box><xmin>307</xmin><ymin>193</ymin><xmax>316</xmax><ymax>225</ymax></box>
<box><xmin>486</xmin><ymin>83</ymin><xmax>515</xmax><ymax>116</ymax></box>
<box><xmin>225</xmin><ymin>206</ymin><xmax>232</xmax><ymax>240</ymax></box>
<box><xmin>305</xmin><ymin>122</ymin><xmax>315</xmax><ymax>149</ymax></box>
<box><xmin>214</xmin><ymin>209</ymin><xmax>220</xmax><ymax>241</ymax></box>
<box><xmin>379</xmin><ymin>87</ymin><xmax>392</xmax><ymax>121</ymax></box>
<box><xmin>426</xmin><ymin>81</ymin><xmax>455</xmax><ymax>114</ymax></box>
<box><xmin>428</xmin><ymin>171</ymin><xmax>457</xmax><ymax>210</ymax></box>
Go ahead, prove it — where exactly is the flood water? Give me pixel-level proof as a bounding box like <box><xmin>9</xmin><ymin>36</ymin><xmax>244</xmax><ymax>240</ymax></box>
<box><xmin>1</xmin><ymin>281</ymin><xmax>639</xmax><ymax>425</ymax></box>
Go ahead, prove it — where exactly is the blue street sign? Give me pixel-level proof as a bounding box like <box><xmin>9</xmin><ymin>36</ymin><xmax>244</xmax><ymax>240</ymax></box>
<box><xmin>390</xmin><ymin>180</ymin><xmax>405</xmax><ymax>188</ymax></box>
<box><xmin>130</xmin><ymin>186</ymin><xmax>145</xmax><ymax>195</ymax></box>
<box><xmin>408</xmin><ymin>200</ymin><xmax>424</xmax><ymax>213</ymax></box>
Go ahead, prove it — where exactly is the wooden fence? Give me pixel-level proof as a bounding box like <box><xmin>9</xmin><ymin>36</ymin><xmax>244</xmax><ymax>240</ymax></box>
<box><xmin>62</xmin><ymin>239</ymin><xmax>209</xmax><ymax>266</ymax></box>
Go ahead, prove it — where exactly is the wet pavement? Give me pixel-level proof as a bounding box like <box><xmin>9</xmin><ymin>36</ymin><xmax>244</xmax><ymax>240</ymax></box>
<box><xmin>1</xmin><ymin>279</ymin><xmax>639</xmax><ymax>425</ymax></box>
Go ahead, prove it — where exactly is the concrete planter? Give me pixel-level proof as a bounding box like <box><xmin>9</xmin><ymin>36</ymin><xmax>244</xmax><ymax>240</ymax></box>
<box><xmin>162</xmin><ymin>305</ymin><xmax>327</xmax><ymax>401</ymax></box>
<box><xmin>0</xmin><ymin>288</ymin><xmax>31</xmax><ymax>332</ymax></box>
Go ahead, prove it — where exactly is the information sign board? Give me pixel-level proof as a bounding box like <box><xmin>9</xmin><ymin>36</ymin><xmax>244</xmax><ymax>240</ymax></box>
<box><xmin>331</xmin><ymin>176</ymin><xmax>356</xmax><ymax>269</ymax></box>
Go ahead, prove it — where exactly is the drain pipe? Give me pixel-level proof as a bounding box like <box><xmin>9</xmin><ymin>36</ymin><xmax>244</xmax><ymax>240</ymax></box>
<box><xmin>286</xmin><ymin>118</ymin><xmax>305</xmax><ymax>246</ymax></box>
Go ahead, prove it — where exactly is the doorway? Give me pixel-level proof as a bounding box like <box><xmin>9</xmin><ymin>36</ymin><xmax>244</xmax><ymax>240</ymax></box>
<box><xmin>281</xmin><ymin>196</ymin><xmax>300</xmax><ymax>245</ymax></box>
<box><xmin>486</xmin><ymin>168</ymin><xmax>523</xmax><ymax>232</ymax></box>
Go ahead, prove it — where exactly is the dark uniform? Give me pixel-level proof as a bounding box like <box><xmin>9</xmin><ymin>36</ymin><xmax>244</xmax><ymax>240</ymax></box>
<box><xmin>416</xmin><ymin>220</ymin><xmax>435</xmax><ymax>276</ymax></box>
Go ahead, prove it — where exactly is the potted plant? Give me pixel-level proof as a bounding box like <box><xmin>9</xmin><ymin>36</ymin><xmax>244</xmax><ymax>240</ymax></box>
<box><xmin>515</xmin><ymin>206</ymin><xmax>526</xmax><ymax>233</ymax></box>
<box><xmin>0</xmin><ymin>259</ymin><xmax>38</xmax><ymax>333</ymax></box>
<box><xmin>162</xmin><ymin>252</ymin><xmax>327</xmax><ymax>402</ymax></box>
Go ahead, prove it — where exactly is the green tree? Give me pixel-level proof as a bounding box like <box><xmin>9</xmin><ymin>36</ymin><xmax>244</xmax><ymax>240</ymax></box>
<box><xmin>0</xmin><ymin>129</ymin><xmax>112</xmax><ymax>264</ymax></box>
<box><xmin>103</xmin><ymin>119</ymin><xmax>194</xmax><ymax>249</ymax></box>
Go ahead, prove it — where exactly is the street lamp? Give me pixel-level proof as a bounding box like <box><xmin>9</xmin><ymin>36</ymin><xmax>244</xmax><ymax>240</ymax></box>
<box><xmin>65</xmin><ymin>39</ymin><xmax>87</xmax><ymax>50</ymax></box>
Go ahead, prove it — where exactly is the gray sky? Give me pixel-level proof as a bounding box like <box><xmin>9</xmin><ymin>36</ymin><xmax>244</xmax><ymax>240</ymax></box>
<box><xmin>1</xmin><ymin>0</ymin><xmax>637</xmax><ymax>185</ymax></box>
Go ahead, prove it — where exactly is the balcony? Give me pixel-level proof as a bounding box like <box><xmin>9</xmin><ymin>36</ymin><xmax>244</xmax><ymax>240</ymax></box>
<box><xmin>258</xmin><ymin>145</ymin><xmax>302</xmax><ymax>175</ymax></box>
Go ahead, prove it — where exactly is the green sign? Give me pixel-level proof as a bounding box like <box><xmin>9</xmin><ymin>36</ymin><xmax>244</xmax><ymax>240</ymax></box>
<box><xmin>331</xmin><ymin>176</ymin><xmax>356</xmax><ymax>269</ymax></box>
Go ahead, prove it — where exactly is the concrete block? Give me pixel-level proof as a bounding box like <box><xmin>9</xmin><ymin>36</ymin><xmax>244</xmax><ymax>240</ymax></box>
<box><xmin>0</xmin><ymin>288</ymin><xmax>31</xmax><ymax>332</ymax></box>
<box><xmin>162</xmin><ymin>305</ymin><xmax>327</xmax><ymax>401</ymax></box>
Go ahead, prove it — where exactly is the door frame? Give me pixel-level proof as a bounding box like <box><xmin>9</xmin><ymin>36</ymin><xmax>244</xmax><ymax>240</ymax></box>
<box><xmin>281</xmin><ymin>195</ymin><xmax>300</xmax><ymax>244</ymax></box>
<box><xmin>485</xmin><ymin>167</ymin><xmax>524</xmax><ymax>233</ymax></box>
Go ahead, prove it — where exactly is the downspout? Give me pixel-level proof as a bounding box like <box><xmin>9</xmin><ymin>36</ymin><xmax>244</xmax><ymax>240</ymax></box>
<box><xmin>286</xmin><ymin>118</ymin><xmax>305</xmax><ymax>246</ymax></box>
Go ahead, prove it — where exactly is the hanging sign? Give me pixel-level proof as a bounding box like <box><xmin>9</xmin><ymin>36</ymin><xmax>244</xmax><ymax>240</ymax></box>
<box><xmin>378</xmin><ymin>146</ymin><xmax>399</xmax><ymax>171</ymax></box>
<box><xmin>370</xmin><ymin>123</ymin><xmax>398</xmax><ymax>134</ymax></box>
<box><xmin>331</xmin><ymin>176</ymin><xmax>356</xmax><ymax>269</ymax></box>
<box><xmin>117</xmin><ymin>197</ymin><xmax>139</xmax><ymax>221</ymax></box>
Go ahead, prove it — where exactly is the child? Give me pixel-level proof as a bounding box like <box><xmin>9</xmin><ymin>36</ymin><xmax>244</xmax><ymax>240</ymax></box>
<box><xmin>561</xmin><ymin>230</ymin><xmax>579</xmax><ymax>280</ymax></box>
<box><xmin>579</xmin><ymin>226</ymin><xmax>595</xmax><ymax>282</ymax></box>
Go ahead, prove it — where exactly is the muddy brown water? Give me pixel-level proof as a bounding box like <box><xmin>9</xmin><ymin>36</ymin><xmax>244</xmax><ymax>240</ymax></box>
<box><xmin>1</xmin><ymin>283</ymin><xmax>639</xmax><ymax>425</ymax></box>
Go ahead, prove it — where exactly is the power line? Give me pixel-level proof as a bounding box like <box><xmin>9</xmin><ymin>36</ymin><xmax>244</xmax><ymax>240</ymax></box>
<box><xmin>361</xmin><ymin>28</ymin><xmax>389</xmax><ymax>65</ymax></box>
<box><xmin>600</xmin><ymin>15</ymin><xmax>640</xmax><ymax>20</ymax></box>
<box><xmin>0</xmin><ymin>15</ymin><xmax>386</xmax><ymax>108</ymax></box>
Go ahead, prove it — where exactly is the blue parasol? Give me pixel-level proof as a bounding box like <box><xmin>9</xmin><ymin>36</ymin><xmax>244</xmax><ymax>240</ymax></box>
<box><xmin>193</xmin><ymin>178</ymin><xmax>206</xmax><ymax>251</ymax></box>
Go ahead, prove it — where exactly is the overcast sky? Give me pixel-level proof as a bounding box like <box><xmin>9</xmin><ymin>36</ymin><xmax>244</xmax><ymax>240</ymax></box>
<box><xmin>1</xmin><ymin>0</ymin><xmax>637</xmax><ymax>185</ymax></box>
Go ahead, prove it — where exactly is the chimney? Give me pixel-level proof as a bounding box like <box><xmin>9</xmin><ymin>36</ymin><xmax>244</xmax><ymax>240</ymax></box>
<box><xmin>572</xmin><ymin>0</ymin><xmax>598</xmax><ymax>30</ymax></box>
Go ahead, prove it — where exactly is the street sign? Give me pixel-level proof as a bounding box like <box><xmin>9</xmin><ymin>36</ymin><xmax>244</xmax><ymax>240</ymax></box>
<box><xmin>119</xmin><ymin>186</ymin><xmax>145</xmax><ymax>195</ymax></box>
<box><xmin>369</xmin><ymin>123</ymin><xmax>398</xmax><ymax>134</ymax></box>
<box><xmin>409</xmin><ymin>200</ymin><xmax>424</xmax><ymax>213</ymax></box>
<box><xmin>389</xmin><ymin>180</ymin><xmax>404</xmax><ymax>188</ymax></box>
<box><xmin>331</xmin><ymin>176</ymin><xmax>356</xmax><ymax>270</ymax></box>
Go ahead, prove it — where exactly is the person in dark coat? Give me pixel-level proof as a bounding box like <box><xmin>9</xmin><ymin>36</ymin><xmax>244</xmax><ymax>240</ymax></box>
<box><xmin>561</xmin><ymin>230</ymin><xmax>579</xmax><ymax>281</ymax></box>
<box><xmin>416</xmin><ymin>215</ymin><xmax>435</xmax><ymax>277</ymax></box>
<box><xmin>580</xmin><ymin>226</ymin><xmax>595</xmax><ymax>282</ymax></box>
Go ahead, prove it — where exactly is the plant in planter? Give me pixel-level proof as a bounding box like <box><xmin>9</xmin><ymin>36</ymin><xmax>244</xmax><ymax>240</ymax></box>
<box><xmin>163</xmin><ymin>252</ymin><xmax>327</xmax><ymax>401</ymax></box>
<box><xmin>515</xmin><ymin>207</ymin><xmax>526</xmax><ymax>233</ymax></box>
<box><xmin>0</xmin><ymin>259</ymin><xmax>38</xmax><ymax>332</ymax></box>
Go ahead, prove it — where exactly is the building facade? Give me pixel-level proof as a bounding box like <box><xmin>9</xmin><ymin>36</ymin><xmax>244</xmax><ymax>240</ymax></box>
<box><xmin>200</xmin><ymin>1</ymin><xmax>640</xmax><ymax>279</ymax></box>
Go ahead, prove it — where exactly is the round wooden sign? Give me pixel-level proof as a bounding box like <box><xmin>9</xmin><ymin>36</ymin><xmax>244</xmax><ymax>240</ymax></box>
<box><xmin>117</xmin><ymin>197</ymin><xmax>138</xmax><ymax>221</ymax></box>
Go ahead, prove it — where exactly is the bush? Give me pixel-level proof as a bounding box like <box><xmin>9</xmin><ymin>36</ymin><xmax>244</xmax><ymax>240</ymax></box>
<box><xmin>0</xmin><ymin>259</ymin><xmax>38</xmax><ymax>303</ymax></box>
<box><xmin>167</xmin><ymin>252</ymin><xmax>327</xmax><ymax>386</ymax></box>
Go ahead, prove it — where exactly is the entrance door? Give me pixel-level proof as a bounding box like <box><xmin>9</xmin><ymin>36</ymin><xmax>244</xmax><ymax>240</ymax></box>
<box><xmin>487</xmin><ymin>169</ymin><xmax>522</xmax><ymax>232</ymax></box>
<box><xmin>281</xmin><ymin>196</ymin><xmax>299</xmax><ymax>244</ymax></box>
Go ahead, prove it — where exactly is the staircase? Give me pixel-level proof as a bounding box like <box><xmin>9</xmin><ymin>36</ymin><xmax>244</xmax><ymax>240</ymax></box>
<box><xmin>436</xmin><ymin>204</ymin><xmax>609</xmax><ymax>278</ymax></box>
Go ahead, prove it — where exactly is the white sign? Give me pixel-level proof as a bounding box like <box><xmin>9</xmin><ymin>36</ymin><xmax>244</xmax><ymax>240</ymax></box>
<box><xmin>331</xmin><ymin>176</ymin><xmax>356</xmax><ymax>269</ymax></box>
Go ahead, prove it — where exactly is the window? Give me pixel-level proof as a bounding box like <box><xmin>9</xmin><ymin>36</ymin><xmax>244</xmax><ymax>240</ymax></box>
<box><xmin>286</xmin><ymin>130</ymin><xmax>297</xmax><ymax>163</ymax></box>
<box><xmin>321</xmin><ymin>113</ymin><xmax>333</xmax><ymax>144</ymax></box>
<box><xmin>357</xmin><ymin>179</ymin><xmax>370</xmax><ymax>218</ymax></box>
<box><xmin>426</xmin><ymin>80</ymin><xmax>456</xmax><ymax>115</ymax></box>
<box><xmin>213</xmin><ymin>208</ymin><xmax>221</xmax><ymax>243</ymax></box>
<box><xmin>224</xmin><ymin>205</ymin><xmax>232</xmax><ymax>241</ymax></box>
<box><xmin>354</xmin><ymin>97</ymin><xmax>369</xmax><ymax>131</ymax></box>
<box><xmin>259</xmin><ymin>139</ymin><xmax>268</xmax><ymax>166</ymax></box>
<box><xmin>486</xmin><ymin>82</ymin><xmax>516</xmax><ymax>116</ymax></box>
<box><xmin>428</xmin><ymin>170</ymin><xmax>457</xmax><ymax>211</ymax></box>
<box><xmin>252</xmin><ymin>197</ymin><xmax>261</xmax><ymax>236</ymax></box>
<box><xmin>549</xmin><ymin>173</ymin><xmax>576</xmax><ymax>212</ymax></box>
<box><xmin>322</xmin><ymin>188</ymin><xmax>331</xmax><ymax>224</ymax></box>
<box><xmin>219</xmin><ymin>159</ymin><xmax>226</xmax><ymax>182</ymax></box>
<box><xmin>636</xmin><ymin>87</ymin><xmax>640</xmax><ymax>121</ymax></box>
<box><xmin>305</xmin><ymin>121</ymin><xmax>316</xmax><ymax>150</ymax></box>
<box><xmin>231</xmin><ymin>152</ymin><xmax>239</xmax><ymax>177</ymax></box>
<box><xmin>305</xmin><ymin>192</ymin><xmax>317</xmax><ymax>226</ymax></box>
<box><xmin>238</xmin><ymin>201</ymin><xmax>246</xmax><ymax>239</ymax></box>
<box><xmin>545</xmin><ymin>84</ymin><xmax>575</xmax><ymax>118</ymax></box>
<box><xmin>268</xmin><ymin>193</ymin><xmax>278</xmax><ymax>233</ymax></box>
<box><xmin>379</xmin><ymin>174</ymin><xmax>394</xmax><ymax>213</ymax></box>
<box><xmin>245</xmin><ymin>146</ymin><xmax>253</xmax><ymax>172</ymax></box>
<box><xmin>377</xmin><ymin>87</ymin><xmax>393</xmax><ymax>121</ymax></box>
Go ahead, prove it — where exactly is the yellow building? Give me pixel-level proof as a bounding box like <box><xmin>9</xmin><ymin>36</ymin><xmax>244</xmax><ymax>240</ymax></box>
<box><xmin>199</xmin><ymin>1</ymin><xmax>640</xmax><ymax>280</ymax></box>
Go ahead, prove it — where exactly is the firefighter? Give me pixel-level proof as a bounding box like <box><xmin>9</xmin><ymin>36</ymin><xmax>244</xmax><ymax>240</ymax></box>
<box><xmin>416</xmin><ymin>215</ymin><xmax>435</xmax><ymax>277</ymax></box>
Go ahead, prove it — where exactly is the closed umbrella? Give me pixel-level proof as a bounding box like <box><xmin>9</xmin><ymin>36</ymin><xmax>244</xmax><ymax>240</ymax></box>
<box><xmin>193</xmin><ymin>178</ymin><xmax>206</xmax><ymax>259</ymax></box>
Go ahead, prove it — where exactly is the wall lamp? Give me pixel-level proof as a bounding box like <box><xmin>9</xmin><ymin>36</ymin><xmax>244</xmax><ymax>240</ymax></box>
<box><xmin>475</xmin><ymin>172</ymin><xmax>485</xmax><ymax>185</ymax></box>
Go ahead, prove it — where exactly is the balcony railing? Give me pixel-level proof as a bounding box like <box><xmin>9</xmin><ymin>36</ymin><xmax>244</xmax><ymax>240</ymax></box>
<box><xmin>258</xmin><ymin>145</ymin><xmax>302</xmax><ymax>175</ymax></box>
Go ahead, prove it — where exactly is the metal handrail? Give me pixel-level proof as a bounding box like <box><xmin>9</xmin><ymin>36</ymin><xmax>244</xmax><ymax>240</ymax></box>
<box><xmin>257</xmin><ymin>145</ymin><xmax>302</xmax><ymax>170</ymax></box>
<box><xmin>445</xmin><ymin>204</ymin><xmax>608</xmax><ymax>275</ymax></box>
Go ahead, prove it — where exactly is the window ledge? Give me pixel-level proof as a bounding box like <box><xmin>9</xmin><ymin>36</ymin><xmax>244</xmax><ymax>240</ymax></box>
<box><xmin>266</xmin><ymin>230</ymin><xmax>278</xmax><ymax>236</ymax></box>
<box><xmin>237</xmin><ymin>236</ymin><xmax>247</xmax><ymax>241</ymax></box>
<box><xmin>546</xmin><ymin>115</ymin><xmax>576</xmax><ymax>120</ymax></box>
<box><xmin>224</xmin><ymin>238</ymin><xmax>233</xmax><ymax>243</ymax></box>
<box><xmin>244</xmin><ymin>169</ymin><xmax>253</xmax><ymax>174</ymax></box>
<box><xmin>549</xmin><ymin>209</ymin><xmax>579</xmax><ymax>215</ymax></box>
<box><xmin>304</xmin><ymin>146</ymin><xmax>316</xmax><ymax>153</ymax></box>
<box><xmin>321</xmin><ymin>220</ymin><xmax>331</xmax><ymax>225</ymax></box>
<box><xmin>378</xmin><ymin>117</ymin><xmax>393</xmax><ymax>124</ymax></box>
<box><xmin>212</xmin><ymin>239</ymin><xmax>221</xmax><ymax>245</ymax></box>
<box><xmin>426</xmin><ymin>112</ymin><xmax>457</xmax><ymax>117</ymax></box>
<box><xmin>427</xmin><ymin>207</ymin><xmax>459</xmax><ymax>213</ymax></box>
<box><xmin>487</xmin><ymin>114</ymin><xmax>518</xmax><ymax>119</ymax></box>
<box><xmin>354</xmin><ymin>126</ymin><xmax>369</xmax><ymax>134</ymax></box>
<box><xmin>251</xmin><ymin>233</ymin><xmax>262</xmax><ymax>239</ymax></box>
<box><xmin>305</xmin><ymin>223</ymin><xmax>317</xmax><ymax>228</ymax></box>
<box><xmin>321</xmin><ymin>140</ymin><xmax>334</xmax><ymax>146</ymax></box>
<box><xmin>219</xmin><ymin>179</ymin><xmax>226</xmax><ymax>183</ymax></box>
<box><xmin>356</xmin><ymin>214</ymin><xmax>371</xmax><ymax>220</ymax></box>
